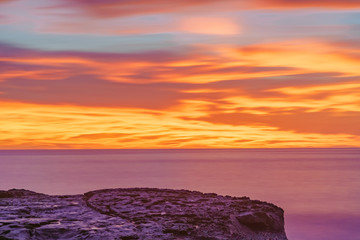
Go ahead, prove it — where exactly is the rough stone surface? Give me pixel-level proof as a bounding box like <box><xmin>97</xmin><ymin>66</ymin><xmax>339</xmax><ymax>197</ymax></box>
<box><xmin>0</xmin><ymin>188</ymin><xmax>287</xmax><ymax>240</ymax></box>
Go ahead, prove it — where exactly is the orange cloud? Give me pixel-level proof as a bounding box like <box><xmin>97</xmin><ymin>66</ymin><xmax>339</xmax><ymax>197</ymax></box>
<box><xmin>179</xmin><ymin>17</ymin><xmax>240</xmax><ymax>35</ymax></box>
<box><xmin>0</xmin><ymin>46</ymin><xmax>301</xmax><ymax>84</ymax></box>
<box><xmin>253</xmin><ymin>0</ymin><xmax>360</xmax><ymax>9</ymax></box>
<box><xmin>1</xmin><ymin>40</ymin><xmax>360</xmax><ymax>148</ymax></box>
<box><xmin>0</xmin><ymin>70</ymin><xmax>68</xmax><ymax>82</ymax></box>
<box><xmin>222</xmin><ymin>89</ymin><xmax>360</xmax><ymax>113</ymax></box>
<box><xmin>237</xmin><ymin>40</ymin><xmax>360</xmax><ymax>77</ymax></box>
<box><xmin>193</xmin><ymin>110</ymin><xmax>360</xmax><ymax>135</ymax></box>
<box><xmin>33</xmin><ymin>1</ymin><xmax>359</xmax><ymax>37</ymax></box>
<box><xmin>271</xmin><ymin>82</ymin><xmax>360</xmax><ymax>95</ymax></box>
<box><xmin>55</xmin><ymin>0</ymin><xmax>360</xmax><ymax>21</ymax></box>
<box><xmin>1</xmin><ymin>101</ymin><xmax>359</xmax><ymax>149</ymax></box>
<box><xmin>3</xmin><ymin>40</ymin><xmax>359</xmax><ymax>86</ymax></box>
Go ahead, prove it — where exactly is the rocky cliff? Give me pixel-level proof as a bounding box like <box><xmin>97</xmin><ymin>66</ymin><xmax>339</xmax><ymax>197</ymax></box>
<box><xmin>0</xmin><ymin>188</ymin><xmax>287</xmax><ymax>240</ymax></box>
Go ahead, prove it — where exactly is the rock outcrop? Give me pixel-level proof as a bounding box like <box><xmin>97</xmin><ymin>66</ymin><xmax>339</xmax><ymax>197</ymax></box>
<box><xmin>0</xmin><ymin>188</ymin><xmax>287</xmax><ymax>240</ymax></box>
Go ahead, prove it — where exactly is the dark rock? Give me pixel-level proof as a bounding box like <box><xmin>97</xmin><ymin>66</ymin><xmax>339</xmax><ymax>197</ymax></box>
<box><xmin>0</xmin><ymin>236</ymin><xmax>13</xmax><ymax>240</ymax></box>
<box><xmin>0</xmin><ymin>188</ymin><xmax>287</xmax><ymax>240</ymax></box>
<box><xmin>0</xmin><ymin>189</ymin><xmax>43</xmax><ymax>198</ymax></box>
<box><xmin>236</xmin><ymin>211</ymin><xmax>284</xmax><ymax>233</ymax></box>
<box><xmin>121</xmin><ymin>236</ymin><xmax>139</xmax><ymax>240</ymax></box>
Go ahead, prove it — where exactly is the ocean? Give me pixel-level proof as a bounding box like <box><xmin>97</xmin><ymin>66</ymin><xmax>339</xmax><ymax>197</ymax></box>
<box><xmin>0</xmin><ymin>148</ymin><xmax>359</xmax><ymax>240</ymax></box>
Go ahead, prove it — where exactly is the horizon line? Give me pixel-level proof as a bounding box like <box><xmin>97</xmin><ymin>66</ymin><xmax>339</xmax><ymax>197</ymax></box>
<box><xmin>1</xmin><ymin>147</ymin><xmax>359</xmax><ymax>151</ymax></box>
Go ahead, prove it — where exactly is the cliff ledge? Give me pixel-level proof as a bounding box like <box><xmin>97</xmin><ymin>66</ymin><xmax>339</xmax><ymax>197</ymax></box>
<box><xmin>0</xmin><ymin>188</ymin><xmax>287</xmax><ymax>240</ymax></box>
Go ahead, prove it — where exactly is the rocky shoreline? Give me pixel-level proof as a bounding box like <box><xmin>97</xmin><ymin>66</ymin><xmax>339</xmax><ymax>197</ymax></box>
<box><xmin>0</xmin><ymin>188</ymin><xmax>287</xmax><ymax>240</ymax></box>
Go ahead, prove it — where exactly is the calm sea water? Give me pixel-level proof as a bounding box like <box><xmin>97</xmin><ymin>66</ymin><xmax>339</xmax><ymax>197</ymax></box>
<box><xmin>0</xmin><ymin>148</ymin><xmax>359</xmax><ymax>240</ymax></box>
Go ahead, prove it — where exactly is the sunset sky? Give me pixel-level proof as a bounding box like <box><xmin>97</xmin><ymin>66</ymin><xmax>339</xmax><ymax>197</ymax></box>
<box><xmin>1</xmin><ymin>0</ymin><xmax>360</xmax><ymax>149</ymax></box>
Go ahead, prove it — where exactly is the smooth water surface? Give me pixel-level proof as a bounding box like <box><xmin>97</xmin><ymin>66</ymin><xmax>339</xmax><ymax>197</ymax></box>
<box><xmin>1</xmin><ymin>149</ymin><xmax>360</xmax><ymax>240</ymax></box>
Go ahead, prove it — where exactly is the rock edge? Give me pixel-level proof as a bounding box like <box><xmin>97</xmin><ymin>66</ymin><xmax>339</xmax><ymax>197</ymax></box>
<box><xmin>0</xmin><ymin>188</ymin><xmax>288</xmax><ymax>240</ymax></box>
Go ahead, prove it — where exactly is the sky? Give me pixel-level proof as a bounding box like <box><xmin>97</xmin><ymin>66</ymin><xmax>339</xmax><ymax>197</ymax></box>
<box><xmin>0</xmin><ymin>0</ymin><xmax>360</xmax><ymax>149</ymax></box>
